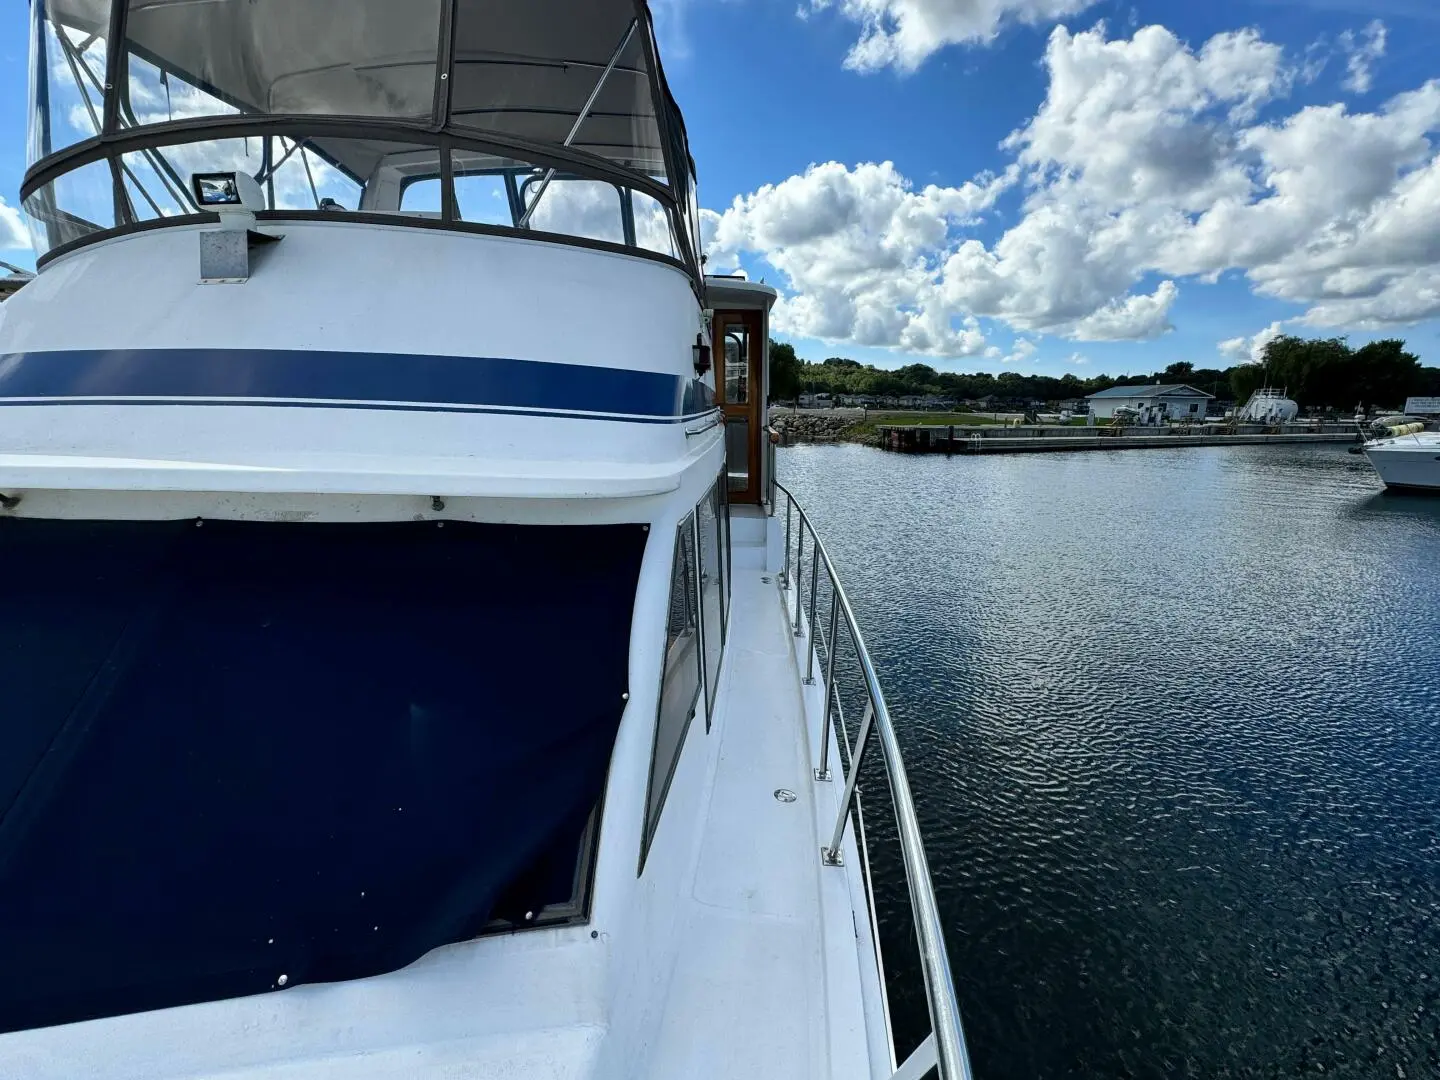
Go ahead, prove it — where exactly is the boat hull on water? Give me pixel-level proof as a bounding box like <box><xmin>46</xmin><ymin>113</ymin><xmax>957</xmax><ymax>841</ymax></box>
<box><xmin>1363</xmin><ymin>431</ymin><xmax>1440</xmax><ymax>491</ymax></box>
<box><xmin>1</xmin><ymin>0</ymin><xmax>973</xmax><ymax>1074</ymax></box>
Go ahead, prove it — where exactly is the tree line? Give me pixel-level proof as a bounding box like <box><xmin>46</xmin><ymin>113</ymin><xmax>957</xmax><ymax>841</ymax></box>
<box><xmin>768</xmin><ymin>337</ymin><xmax>1440</xmax><ymax>411</ymax></box>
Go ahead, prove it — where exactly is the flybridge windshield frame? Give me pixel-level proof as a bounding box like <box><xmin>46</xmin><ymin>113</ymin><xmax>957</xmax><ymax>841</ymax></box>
<box><xmin>23</xmin><ymin>0</ymin><xmax>702</xmax><ymax>281</ymax></box>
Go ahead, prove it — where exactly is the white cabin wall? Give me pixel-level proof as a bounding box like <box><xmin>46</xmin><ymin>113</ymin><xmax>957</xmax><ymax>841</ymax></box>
<box><xmin>0</xmin><ymin>223</ymin><xmax>716</xmax><ymax>501</ymax></box>
<box><xmin>586</xmin><ymin>441</ymin><xmax>731</xmax><ymax>1076</ymax></box>
<box><xmin>5</xmin><ymin>222</ymin><xmax>702</xmax><ymax>372</ymax></box>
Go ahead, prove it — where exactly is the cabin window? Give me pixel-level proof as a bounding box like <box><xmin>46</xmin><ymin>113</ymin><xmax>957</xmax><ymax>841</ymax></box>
<box><xmin>632</xmin><ymin>191</ymin><xmax>680</xmax><ymax>260</ymax></box>
<box><xmin>21</xmin><ymin>160</ymin><xmax>117</xmax><ymax>254</ymax></box>
<box><xmin>22</xmin><ymin>0</ymin><xmax>701</xmax><ymax>280</ymax></box>
<box><xmin>720</xmin><ymin>472</ymin><xmax>733</xmax><ymax>604</ymax></box>
<box><xmin>523</xmin><ymin>177</ymin><xmax>626</xmax><ymax>246</ymax></box>
<box><xmin>112</xmin><ymin>135</ymin><xmax>373</xmax><ymax>221</ymax></box>
<box><xmin>642</xmin><ymin>514</ymin><xmax>702</xmax><ymax>869</ymax></box>
<box><xmin>697</xmin><ymin>481</ymin><xmax>726</xmax><ymax>723</ymax></box>
<box><xmin>399</xmin><ymin>177</ymin><xmax>443</xmax><ymax>215</ymax></box>
<box><xmin>451</xmin><ymin>172</ymin><xmax>514</xmax><ymax>228</ymax></box>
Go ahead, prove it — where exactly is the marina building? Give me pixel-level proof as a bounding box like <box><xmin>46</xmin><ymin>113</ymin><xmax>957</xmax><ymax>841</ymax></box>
<box><xmin>1086</xmin><ymin>383</ymin><xmax>1214</xmax><ymax>420</ymax></box>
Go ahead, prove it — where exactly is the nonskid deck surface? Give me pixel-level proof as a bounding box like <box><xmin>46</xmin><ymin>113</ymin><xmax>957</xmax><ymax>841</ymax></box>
<box><xmin>643</xmin><ymin>566</ymin><xmax>870</xmax><ymax>1078</ymax></box>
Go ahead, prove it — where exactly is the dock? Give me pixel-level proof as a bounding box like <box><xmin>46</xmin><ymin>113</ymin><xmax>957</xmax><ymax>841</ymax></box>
<box><xmin>878</xmin><ymin>424</ymin><xmax>1360</xmax><ymax>454</ymax></box>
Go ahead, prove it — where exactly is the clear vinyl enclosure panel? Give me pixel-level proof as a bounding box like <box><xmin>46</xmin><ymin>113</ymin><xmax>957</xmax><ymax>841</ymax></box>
<box><xmin>23</xmin><ymin>0</ymin><xmax>699</xmax><ymax>270</ymax></box>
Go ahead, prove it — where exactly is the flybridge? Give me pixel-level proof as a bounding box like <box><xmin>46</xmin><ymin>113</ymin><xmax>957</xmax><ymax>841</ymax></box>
<box><xmin>22</xmin><ymin>0</ymin><xmax>702</xmax><ymax>278</ymax></box>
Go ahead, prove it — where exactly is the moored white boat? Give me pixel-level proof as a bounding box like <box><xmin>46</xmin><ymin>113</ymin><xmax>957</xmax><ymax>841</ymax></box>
<box><xmin>0</xmin><ymin>2</ymin><xmax>972</xmax><ymax>1078</ymax></box>
<box><xmin>1363</xmin><ymin>429</ymin><xmax>1440</xmax><ymax>491</ymax></box>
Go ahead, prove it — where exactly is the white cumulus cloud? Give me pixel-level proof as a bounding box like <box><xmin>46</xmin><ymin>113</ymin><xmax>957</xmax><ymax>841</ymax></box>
<box><xmin>704</xmin><ymin>160</ymin><xmax>1013</xmax><ymax>356</ymax></box>
<box><xmin>703</xmin><ymin>21</ymin><xmax>1440</xmax><ymax>357</ymax></box>
<box><xmin>1070</xmin><ymin>281</ymin><xmax>1180</xmax><ymax>341</ymax></box>
<box><xmin>0</xmin><ymin>198</ymin><xmax>29</xmax><ymax>251</ymax></box>
<box><xmin>1339</xmin><ymin>20</ymin><xmax>1386</xmax><ymax>95</ymax></box>
<box><xmin>805</xmin><ymin>0</ymin><xmax>1097</xmax><ymax>72</ymax></box>
<box><xmin>1001</xmin><ymin>338</ymin><xmax>1038</xmax><ymax>363</ymax></box>
<box><xmin>1218</xmin><ymin>320</ymin><xmax>1285</xmax><ymax>364</ymax></box>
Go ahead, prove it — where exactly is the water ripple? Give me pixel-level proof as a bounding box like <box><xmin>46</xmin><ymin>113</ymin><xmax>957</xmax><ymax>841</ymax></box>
<box><xmin>781</xmin><ymin>443</ymin><xmax>1440</xmax><ymax>1079</ymax></box>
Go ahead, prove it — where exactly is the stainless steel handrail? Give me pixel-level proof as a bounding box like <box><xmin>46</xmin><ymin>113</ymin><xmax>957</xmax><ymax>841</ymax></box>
<box><xmin>773</xmin><ymin>480</ymin><xmax>975</xmax><ymax>1080</ymax></box>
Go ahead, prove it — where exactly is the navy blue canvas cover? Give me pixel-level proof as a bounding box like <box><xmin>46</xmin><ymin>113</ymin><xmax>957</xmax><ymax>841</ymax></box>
<box><xmin>0</xmin><ymin>517</ymin><xmax>645</xmax><ymax>1034</ymax></box>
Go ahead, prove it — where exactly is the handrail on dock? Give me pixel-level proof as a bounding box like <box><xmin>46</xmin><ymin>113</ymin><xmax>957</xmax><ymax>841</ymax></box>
<box><xmin>774</xmin><ymin>480</ymin><xmax>975</xmax><ymax>1080</ymax></box>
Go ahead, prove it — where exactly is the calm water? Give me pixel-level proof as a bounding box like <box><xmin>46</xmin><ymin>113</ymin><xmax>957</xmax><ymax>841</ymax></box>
<box><xmin>779</xmin><ymin>443</ymin><xmax>1440</xmax><ymax>1080</ymax></box>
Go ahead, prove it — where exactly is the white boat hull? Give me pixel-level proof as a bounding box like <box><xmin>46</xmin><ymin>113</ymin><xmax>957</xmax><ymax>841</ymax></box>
<box><xmin>1364</xmin><ymin>433</ymin><xmax>1440</xmax><ymax>491</ymax></box>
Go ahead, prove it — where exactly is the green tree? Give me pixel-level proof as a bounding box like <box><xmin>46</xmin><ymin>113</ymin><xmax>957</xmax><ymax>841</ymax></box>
<box><xmin>757</xmin><ymin>338</ymin><xmax>1430</xmax><ymax>410</ymax></box>
<box><xmin>1259</xmin><ymin>335</ymin><xmax>1349</xmax><ymax>406</ymax></box>
<box><xmin>768</xmin><ymin>339</ymin><xmax>802</xmax><ymax>401</ymax></box>
<box><xmin>1351</xmin><ymin>339</ymin><xmax>1421</xmax><ymax>411</ymax></box>
<box><xmin>1230</xmin><ymin>363</ymin><xmax>1266</xmax><ymax>403</ymax></box>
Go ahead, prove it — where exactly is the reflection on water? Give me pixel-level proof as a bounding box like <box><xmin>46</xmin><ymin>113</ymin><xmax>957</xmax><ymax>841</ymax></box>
<box><xmin>780</xmin><ymin>443</ymin><xmax>1440</xmax><ymax>1080</ymax></box>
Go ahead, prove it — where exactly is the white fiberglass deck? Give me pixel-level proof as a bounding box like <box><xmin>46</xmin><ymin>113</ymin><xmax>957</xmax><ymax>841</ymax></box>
<box><xmin>646</xmin><ymin>559</ymin><xmax>877</xmax><ymax>1078</ymax></box>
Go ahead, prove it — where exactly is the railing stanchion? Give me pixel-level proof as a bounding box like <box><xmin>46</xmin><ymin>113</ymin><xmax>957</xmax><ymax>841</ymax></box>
<box><xmin>822</xmin><ymin>700</ymin><xmax>874</xmax><ymax>865</ymax></box>
<box><xmin>773</xmin><ymin>480</ymin><xmax>974</xmax><ymax>1080</ymax></box>
<box><xmin>782</xmin><ymin>499</ymin><xmax>793</xmax><ymax>589</ymax></box>
<box><xmin>804</xmin><ymin>544</ymin><xmax>821</xmax><ymax>682</ymax></box>
<box><xmin>793</xmin><ymin>524</ymin><xmax>805</xmax><ymax>636</ymax></box>
<box><xmin>815</xmin><ymin>588</ymin><xmax>840</xmax><ymax>782</ymax></box>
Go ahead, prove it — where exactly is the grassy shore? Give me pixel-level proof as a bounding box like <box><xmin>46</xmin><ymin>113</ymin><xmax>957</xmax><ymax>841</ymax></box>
<box><xmin>862</xmin><ymin>411</ymin><xmax>1011</xmax><ymax>426</ymax></box>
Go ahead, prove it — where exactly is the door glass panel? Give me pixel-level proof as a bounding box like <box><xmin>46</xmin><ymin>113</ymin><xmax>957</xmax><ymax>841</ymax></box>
<box><xmin>723</xmin><ymin>325</ymin><xmax>751</xmax><ymax>405</ymax></box>
<box><xmin>726</xmin><ymin>416</ymin><xmax>750</xmax><ymax>493</ymax></box>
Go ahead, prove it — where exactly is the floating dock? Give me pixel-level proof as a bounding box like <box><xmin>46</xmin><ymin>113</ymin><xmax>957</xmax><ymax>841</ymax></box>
<box><xmin>878</xmin><ymin>425</ymin><xmax>1360</xmax><ymax>455</ymax></box>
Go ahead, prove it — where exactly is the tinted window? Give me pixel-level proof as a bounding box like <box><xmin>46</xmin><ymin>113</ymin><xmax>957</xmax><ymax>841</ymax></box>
<box><xmin>719</xmin><ymin>473</ymin><xmax>732</xmax><ymax>613</ymax></box>
<box><xmin>697</xmin><ymin>484</ymin><xmax>725</xmax><ymax>723</ymax></box>
<box><xmin>642</xmin><ymin>515</ymin><xmax>701</xmax><ymax>868</ymax></box>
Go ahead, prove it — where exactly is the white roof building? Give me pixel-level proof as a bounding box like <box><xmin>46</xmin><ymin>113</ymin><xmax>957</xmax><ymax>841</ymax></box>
<box><xmin>1085</xmin><ymin>383</ymin><xmax>1215</xmax><ymax>419</ymax></box>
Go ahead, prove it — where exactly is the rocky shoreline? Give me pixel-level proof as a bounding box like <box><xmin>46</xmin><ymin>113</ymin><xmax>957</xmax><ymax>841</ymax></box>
<box><xmin>770</xmin><ymin>412</ymin><xmax>871</xmax><ymax>444</ymax></box>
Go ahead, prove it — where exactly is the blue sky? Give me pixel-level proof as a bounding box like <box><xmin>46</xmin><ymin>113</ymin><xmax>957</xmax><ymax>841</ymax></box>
<box><xmin>4</xmin><ymin>0</ymin><xmax>1440</xmax><ymax>378</ymax></box>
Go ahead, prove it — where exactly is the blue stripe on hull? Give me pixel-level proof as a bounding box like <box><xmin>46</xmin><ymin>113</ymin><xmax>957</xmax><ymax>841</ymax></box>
<box><xmin>0</xmin><ymin>349</ymin><xmax>713</xmax><ymax>420</ymax></box>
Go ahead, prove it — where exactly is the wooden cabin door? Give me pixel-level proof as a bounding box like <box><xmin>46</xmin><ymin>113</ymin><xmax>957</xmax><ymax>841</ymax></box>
<box><xmin>712</xmin><ymin>309</ymin><xmax>764</xmax><ymax>503</ymax></box>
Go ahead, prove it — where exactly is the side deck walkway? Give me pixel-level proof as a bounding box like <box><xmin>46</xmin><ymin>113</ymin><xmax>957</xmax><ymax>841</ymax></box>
<box><xmin>645</xmin><ymin>561</ymin><xmax>878</xmax><ymax>1078</ymax></box>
